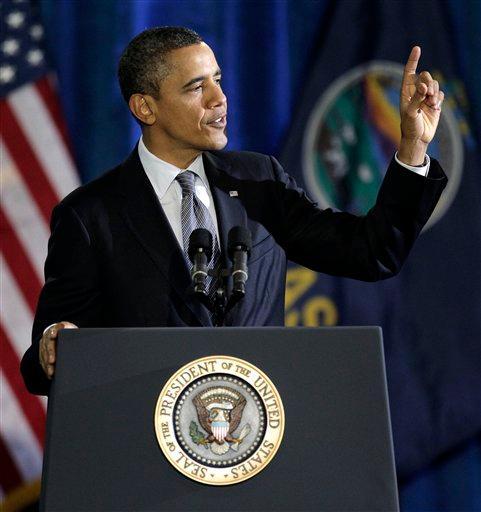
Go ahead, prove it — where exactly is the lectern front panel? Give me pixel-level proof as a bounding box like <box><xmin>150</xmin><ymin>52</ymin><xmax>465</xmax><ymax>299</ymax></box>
<box><xmin>41</xmin><ymin>327</ymin><xmax>398</xmax><ymax>511</ymax></box>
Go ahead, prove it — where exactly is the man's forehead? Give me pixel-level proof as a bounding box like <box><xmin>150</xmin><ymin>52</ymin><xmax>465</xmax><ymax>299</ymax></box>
<box><xmin>165</xmin><ymin>43</ymin><xmax>220</xmax><ymax>79</ymax></box>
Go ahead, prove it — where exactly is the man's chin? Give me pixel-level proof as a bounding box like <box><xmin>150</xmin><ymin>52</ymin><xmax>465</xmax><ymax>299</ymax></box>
<box><xmin>203</xmin><ymin>134</ymin><xmax>228</xmax><ymax>151</ymax></box>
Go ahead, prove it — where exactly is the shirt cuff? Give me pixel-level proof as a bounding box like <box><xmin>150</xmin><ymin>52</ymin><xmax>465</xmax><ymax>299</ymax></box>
<box><xmin>394</xmin><ymin>151</ymin><xmax>430</xmax><ymax>177</ymax></box>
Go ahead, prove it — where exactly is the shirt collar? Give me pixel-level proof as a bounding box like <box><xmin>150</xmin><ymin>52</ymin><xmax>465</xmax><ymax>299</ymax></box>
<box><xmin>137</xmin><ymin>136</ymin><xmax>208</xmax><ymax>200</ymax></box>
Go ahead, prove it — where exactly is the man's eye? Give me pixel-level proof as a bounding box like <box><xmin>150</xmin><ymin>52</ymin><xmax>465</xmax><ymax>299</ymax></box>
<box><xmin>215</xmin><ymin>78</ymin><xmax>222</xmax><ymax>85</ymax></box>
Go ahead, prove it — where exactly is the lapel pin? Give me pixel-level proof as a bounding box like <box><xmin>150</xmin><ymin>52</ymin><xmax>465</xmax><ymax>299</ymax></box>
<box><xmin>229</xmin><ymin>191</ymin><xmax>239</xmax><ymax>197</ymax></box>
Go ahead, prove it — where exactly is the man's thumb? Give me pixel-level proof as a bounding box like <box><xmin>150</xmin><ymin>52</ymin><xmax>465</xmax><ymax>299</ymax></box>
<box><xmin>59</xmin><ymin>321</ymin><xmax>78</xmax><ymax>329</ymax></box>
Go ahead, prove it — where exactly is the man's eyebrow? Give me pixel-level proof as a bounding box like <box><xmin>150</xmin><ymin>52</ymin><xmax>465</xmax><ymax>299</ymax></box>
<box><xmin>181</xmin><ymin>68</ymin><xmax>222</xmax><ymax>89</ymax></box>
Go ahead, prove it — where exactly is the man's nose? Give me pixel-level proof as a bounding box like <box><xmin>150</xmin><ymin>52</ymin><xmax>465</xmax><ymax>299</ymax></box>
<box><xmin>206</xmin><ymin>84</ymin><xmax>227</xmax><ymax>109</ymax></box>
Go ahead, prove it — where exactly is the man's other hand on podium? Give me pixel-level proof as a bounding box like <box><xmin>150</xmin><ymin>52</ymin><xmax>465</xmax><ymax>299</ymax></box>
<box><xmin>39</xmin><ymin>322</ymin><xmax>77</xmax><ymax>379</ymax></box>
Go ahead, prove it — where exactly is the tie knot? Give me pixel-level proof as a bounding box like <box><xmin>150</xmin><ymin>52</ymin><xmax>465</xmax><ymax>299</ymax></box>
<box><xmin>176</xmin><ymin>170</ymin><xmax>196</xmax><ymax>196</ymax></box>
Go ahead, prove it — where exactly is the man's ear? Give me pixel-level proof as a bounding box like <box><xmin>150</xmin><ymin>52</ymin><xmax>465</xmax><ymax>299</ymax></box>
<box><xmin>129</xmin><ymin>94</ymin><xmax>156</xmax><ymax>125</ymax></box>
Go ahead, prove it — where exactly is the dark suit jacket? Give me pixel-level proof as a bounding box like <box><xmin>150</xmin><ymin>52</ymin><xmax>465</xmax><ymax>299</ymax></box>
<box><xmin>21</xmin><ymin>148</ymin><xmax>447</xmax><ymax>394</ymax></box>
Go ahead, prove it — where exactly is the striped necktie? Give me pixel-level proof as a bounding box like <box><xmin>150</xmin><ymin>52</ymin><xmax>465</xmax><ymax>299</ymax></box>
<box><xmin>176</xmin><ymin>170</ymin><xmax>221</xmax><ymax>297</ymax></box>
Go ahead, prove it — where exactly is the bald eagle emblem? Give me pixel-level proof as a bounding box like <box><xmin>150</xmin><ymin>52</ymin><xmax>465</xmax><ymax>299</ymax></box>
<box><xmin>190</xmin><ymin>386</ymin><xmax>251</xmax><ymax>455</ymax></box>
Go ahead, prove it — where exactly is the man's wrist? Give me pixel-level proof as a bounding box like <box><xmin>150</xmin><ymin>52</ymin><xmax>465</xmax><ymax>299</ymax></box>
<box><xmin>398</xmin><ymin>139</ymin><xmax>428</xmax><ymax>166</ymax></box>
<box><xmin>395</xmin><ymin>152</ymin><xmax>430</xmax><ymax>176</ymax></box>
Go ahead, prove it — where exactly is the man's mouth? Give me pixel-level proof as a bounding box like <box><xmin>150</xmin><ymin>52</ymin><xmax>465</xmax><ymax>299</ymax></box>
<box><xmin>206</xmin><ymin>114</ymin><xmax>227</xmax><ymax>128</ymax></box>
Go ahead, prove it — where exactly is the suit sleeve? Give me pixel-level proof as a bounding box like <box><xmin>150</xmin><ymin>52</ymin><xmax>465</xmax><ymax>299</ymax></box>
<box><xmin>271</xmin><ymin>155</ymin><xmax>448</xmax><ymax>281</ymax></box>
<box><xmin>21</xmin><ymin>203</ymin><xmax>103</xmax><ymax>395</ymax></box>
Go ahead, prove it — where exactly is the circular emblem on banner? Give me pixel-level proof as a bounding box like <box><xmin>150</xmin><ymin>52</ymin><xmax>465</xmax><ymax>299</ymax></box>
<box><xmin>154</xmin><ymin>355</ymin><xmax>284</xmax><ymax>485</ymax></box>
<box><xmin>302</xmin><ymin>61</ymin><xmax>463</xmax><ymax>231</ymax></box>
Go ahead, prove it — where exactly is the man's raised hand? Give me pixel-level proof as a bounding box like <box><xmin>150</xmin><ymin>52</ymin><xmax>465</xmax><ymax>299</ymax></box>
<box><xmin>39</xmin><ymin>321</ymin><xmax>77</xmax><ymax>379</ymax></box>
<box><xmin>398</xmin><ymin>46</ymin><xmax>445</xmax><ymax>165</ymax></box>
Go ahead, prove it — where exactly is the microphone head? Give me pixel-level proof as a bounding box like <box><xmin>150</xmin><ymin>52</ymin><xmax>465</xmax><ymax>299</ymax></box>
<box><xmin>188</xmin><ymin>228</ymin><xmax>213</xmax><ymax>263</ymax></box>
<box><xmin>227</xmin><ymin>226</ymin><xmax>252</xmax><ymax>260</ymax></box>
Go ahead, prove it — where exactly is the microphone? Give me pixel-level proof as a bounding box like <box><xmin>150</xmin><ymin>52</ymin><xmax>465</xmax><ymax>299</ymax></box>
<box><xmin>228</xmin><ymin>226</ymin><xmax>252</xmax><ymax>297</ymax></box>
<box><xmin>188</xmin><ymin>229</ymin><xmax>213</xmax><ymax>296</ymax></box>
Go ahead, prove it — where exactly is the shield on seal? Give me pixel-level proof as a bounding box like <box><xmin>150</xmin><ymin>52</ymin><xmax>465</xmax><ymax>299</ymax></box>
<box><xmin>211</xmin><ymin>421</ymin><xmax>229</xmax><ymax>442</ymax></box>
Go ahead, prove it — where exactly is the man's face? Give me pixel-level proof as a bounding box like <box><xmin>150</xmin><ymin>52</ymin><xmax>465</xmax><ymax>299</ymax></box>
<box><xmin>148</xmin><ymin>42</ymin><xmax>227</xmax><ymax>152</ymax></box>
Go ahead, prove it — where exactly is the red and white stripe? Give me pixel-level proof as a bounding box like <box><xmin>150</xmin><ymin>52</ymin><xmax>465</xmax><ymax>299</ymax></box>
<box><xmin>212</xmin><ymin>423</ymin><xmax>229</xmax><ymax>443</ymax></box>
<box><xmin>0</xmin><ymin>75</ymin><xmax>79</xmax><ymax>501</ymax></box>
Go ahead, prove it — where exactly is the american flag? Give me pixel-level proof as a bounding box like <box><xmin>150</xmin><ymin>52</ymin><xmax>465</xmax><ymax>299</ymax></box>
<box><xmin>1</xmin><ymin>0</ymin><xmax>79</xmax><ymax>509</ymax></box>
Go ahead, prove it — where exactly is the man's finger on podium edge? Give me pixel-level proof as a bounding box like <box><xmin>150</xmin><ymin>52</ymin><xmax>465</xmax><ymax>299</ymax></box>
<box><xmin>39</xmin><ymin>334</ymin><xmax>49</xmax><ymax>363</ymax></box>
<box><xmin>39</xmin><ymin>341</ymin><xmax>47</xmax><ymax>370</ymax></box>
<box><xmin>46</xmin><ymin>330</ymin><xmax>57</xmax><ymax>363</ymax></box>
<box><xmin>47</xmin><ymin>362</ymin><xmax>55</xmax><ymax>379</ymax></box>
<box><xmin>39</xmin><ymin>342</ymin><xmax>53</xmax><ymax>377</ymax></box>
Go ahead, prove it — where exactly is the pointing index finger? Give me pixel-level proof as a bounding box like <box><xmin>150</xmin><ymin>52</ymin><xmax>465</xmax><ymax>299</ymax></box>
<box><xmin>403</xmin><ymin>45</ymin><xmax>421</xmax><ymax>77</ymax></box>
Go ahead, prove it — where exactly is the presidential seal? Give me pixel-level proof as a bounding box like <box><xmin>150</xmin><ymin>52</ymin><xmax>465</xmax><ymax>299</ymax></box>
<box><xmin>154</xmin><ymin>355</ymin><xmax>284</xmax><ymax>485</ymax></box>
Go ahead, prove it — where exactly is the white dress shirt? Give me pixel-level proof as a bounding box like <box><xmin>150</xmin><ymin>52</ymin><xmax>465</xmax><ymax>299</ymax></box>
<box><xmin>138</xmin><ymin>136</ymin><xmax>220</xmax><ymax>249</ymax></box>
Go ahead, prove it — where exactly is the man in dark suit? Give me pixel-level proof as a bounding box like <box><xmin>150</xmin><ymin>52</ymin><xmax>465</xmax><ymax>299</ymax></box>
<box><xmin>21</xmin><ymin>27</ymin><xmax>447</xmax><ymax>395</ymax></box>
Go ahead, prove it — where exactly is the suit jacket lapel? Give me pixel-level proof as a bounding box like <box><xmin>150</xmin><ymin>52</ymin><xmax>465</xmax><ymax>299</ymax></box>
<box><xmin>203</xmin><ymin>152</ymin><xmax>247</xmax><ymax>268</ymax></box>
<box><xmin>117</xmin><ymin>148</ymin><xmax>212</xmax><ymax>326</ymax></box>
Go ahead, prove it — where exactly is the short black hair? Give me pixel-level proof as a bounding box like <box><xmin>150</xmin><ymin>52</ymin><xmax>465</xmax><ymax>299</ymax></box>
<box><xmin>118</xmin><ymin>26</ymin><xmax>203</xmax><ymax>103</ymax></box>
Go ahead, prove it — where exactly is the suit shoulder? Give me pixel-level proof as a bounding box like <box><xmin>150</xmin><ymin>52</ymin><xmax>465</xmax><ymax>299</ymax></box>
<box><xmin>209</xmin><ymin>149</ymin><xmax>272</xmax><ymax>165</ymax></box>
<box><xmin>207</xmin><ymin>150</ymin><xmax>277</xmax><ymax>180</ymax></box>
<box><xmin>57</xmin><ymin>163</ymin><xmax>122</xmax><ymax>212</ymax></box>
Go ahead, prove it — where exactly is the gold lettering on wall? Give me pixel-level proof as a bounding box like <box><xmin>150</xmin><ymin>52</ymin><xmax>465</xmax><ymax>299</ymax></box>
<box><xmin>285</xmin><ymin>266</ymin><xmax>338</xmax><ymax>327</ymax></box>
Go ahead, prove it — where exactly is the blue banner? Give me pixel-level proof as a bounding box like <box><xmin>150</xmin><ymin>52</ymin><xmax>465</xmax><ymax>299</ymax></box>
<box><xmin>280</xmin><ymin>0</ymin><xmax>481</xmax><ymax>479</ymax></box>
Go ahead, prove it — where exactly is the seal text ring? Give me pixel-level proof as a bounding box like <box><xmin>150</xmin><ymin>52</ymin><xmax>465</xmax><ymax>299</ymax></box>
<box><xmin>154</xmin><ymin>355</ymin><xmax>285</xmax><ymax>485</ymax></box>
